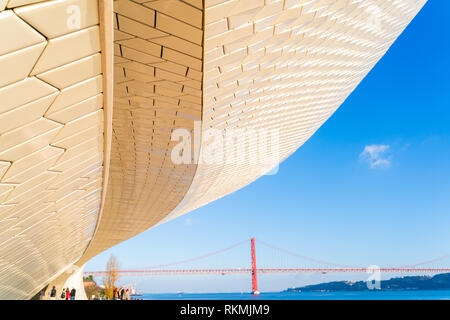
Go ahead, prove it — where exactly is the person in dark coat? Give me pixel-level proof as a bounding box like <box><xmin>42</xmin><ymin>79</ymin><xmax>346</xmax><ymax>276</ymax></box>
<box><xmin>70</xmin><ymin>288</ymin><xmax>76</xmax><ymax>300</ymax></box>
<box><xmin>49</xmin><ymin>286</ymin><xmax>57</xmax><ymax>300</ymax></box>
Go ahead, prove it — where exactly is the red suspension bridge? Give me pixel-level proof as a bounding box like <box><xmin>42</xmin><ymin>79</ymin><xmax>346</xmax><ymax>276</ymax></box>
<box><xmin>84</xmin><ymin>238</ymin><xmax>450</xmax><ymax>294</ymax></box>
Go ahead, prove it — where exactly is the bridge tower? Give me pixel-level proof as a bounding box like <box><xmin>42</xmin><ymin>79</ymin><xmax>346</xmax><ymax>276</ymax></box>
<box><xmin>251</xmin><ymin>237</ymin><xmax>259</xmax><ymax>295</ymax></box>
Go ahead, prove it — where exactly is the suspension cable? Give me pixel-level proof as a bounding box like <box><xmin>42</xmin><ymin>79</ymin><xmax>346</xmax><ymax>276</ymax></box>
<box><xmin>256</xmin><ymin>238</ymin><xmax>357</xmax><ymax>268</ymax></box>
<box><xmin>139</xmin><ymin>238</ymin><xmax>250</xmax><ymax>270</ymax></box>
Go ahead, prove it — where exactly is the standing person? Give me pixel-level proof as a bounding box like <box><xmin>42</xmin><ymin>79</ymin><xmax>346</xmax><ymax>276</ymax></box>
<box><xmin>70</xmin><ymin>288</ymin><xmax>76</xmax><ymax>300</ymax></box>
<box><xmin>125</xmin><ymin>289</ymin><xmax>130</xmax><ymax>300</ymax></box>
<box><xmin>65</xmin><ymin>288</ymin><xmax>70</xmax><ymax>300</ymax></box>
<box><xmin>60</xmin><ymin>288</ymin><xmax>66</xmax><ymax>300</ymax></box>
<box><xmin>120</xmin><ymin>287</ymin><xmax>124</xmax><ymax>300</ymax></box>
<box><xmin>49</xmin><ymin>286</ymin><xmax>57</xmax><ymax>300</ymax></box>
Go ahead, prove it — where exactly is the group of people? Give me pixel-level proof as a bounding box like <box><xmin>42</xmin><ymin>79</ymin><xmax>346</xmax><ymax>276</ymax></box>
<box><xmin>113</xmin><ymin>287</ymin><xmax>131</xmax><ymax>300</ymax></box>
<box><xmin>42</xmin><ymin>285</ymin><xmax>135</xmax><ymax>300</ymax></box>
<box><xmin>48</xmin><ymin>286</ymin><xmax>76</xmax><ymax>300</ymax></box>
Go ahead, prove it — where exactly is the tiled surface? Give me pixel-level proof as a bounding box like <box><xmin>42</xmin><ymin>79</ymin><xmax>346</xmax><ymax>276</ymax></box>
<box><xmin>15</xmin><ymin>0</ymin><xmax>99</xmax><ymax>39</ymax></box>
<box><xmin>82</xmin><ymin>0</ymin><xmax>427</xmax><ymax>263</ymax></box>
<box><xmin>78</xmin><ymin>0</ymin><xmax>203</xmax><ymax>263</ymax></box>
<box><xmin>0</xmin><ymin>10</ymin><xmax>44</xmax><ymax>55</ymax></box>
<box><xmin>161</xmin><ymin>0</ymin><xmax>428</xmax><ymax>223</ymax></box>
<box><xmin>0</xmin><ymin>0</ymin><xmax>104</xmax><ymax>299</ymax></box>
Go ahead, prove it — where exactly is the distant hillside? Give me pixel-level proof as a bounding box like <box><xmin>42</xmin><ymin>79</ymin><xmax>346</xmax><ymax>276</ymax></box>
<box><xmin>285</xmin><ymin>273</ymin><xmax>450</xmax><ymax>292</ymax></box>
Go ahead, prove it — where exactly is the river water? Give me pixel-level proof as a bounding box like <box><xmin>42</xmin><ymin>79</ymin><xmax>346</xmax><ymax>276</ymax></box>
<box><xmin>140</xmin><ymin>290</ymin><xmax>450</xmax><ymax>300</ymax></box>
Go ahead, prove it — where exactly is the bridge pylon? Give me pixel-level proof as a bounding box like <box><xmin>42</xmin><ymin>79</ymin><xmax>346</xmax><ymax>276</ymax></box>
<box><xmin>251</xmin><ymin>237</ymin><xmax>259</xmax><ymax>295</ymax></box>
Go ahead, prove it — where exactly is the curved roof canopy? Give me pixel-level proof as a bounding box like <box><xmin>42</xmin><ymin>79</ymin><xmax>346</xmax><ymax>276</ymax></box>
<box><xmin>0</xmin><ymin>0</ymin><xmax>427</xmax><ymax>299</ymax></box>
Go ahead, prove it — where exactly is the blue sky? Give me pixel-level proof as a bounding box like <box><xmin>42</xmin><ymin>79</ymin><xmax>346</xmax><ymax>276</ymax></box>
<box><xmin>86</xmin><ymin>1</ymin><xmax>450</xmax><ymax>293</ymax></box>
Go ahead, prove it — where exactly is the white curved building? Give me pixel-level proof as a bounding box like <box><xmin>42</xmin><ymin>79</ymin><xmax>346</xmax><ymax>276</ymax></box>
<box><xmin>0</xmin><ymin>0</ymin><xmax>426</xmax><ymax>299</ymax></box>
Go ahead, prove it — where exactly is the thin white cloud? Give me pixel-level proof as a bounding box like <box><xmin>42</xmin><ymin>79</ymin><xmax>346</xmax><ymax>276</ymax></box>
<box><xmin>184</xmin><ymin>218</ymin><xmax>193</xmax><ymax>226</ymax></box>
<box><xmin>359</xmin><ymin>144</ymin><xmax>391</xmax><ymax>169</ymax></box>
<box><xmin>400</xmin><ymin>143</ymin><xmax>411</xmax><ymax>151</ymax></box>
